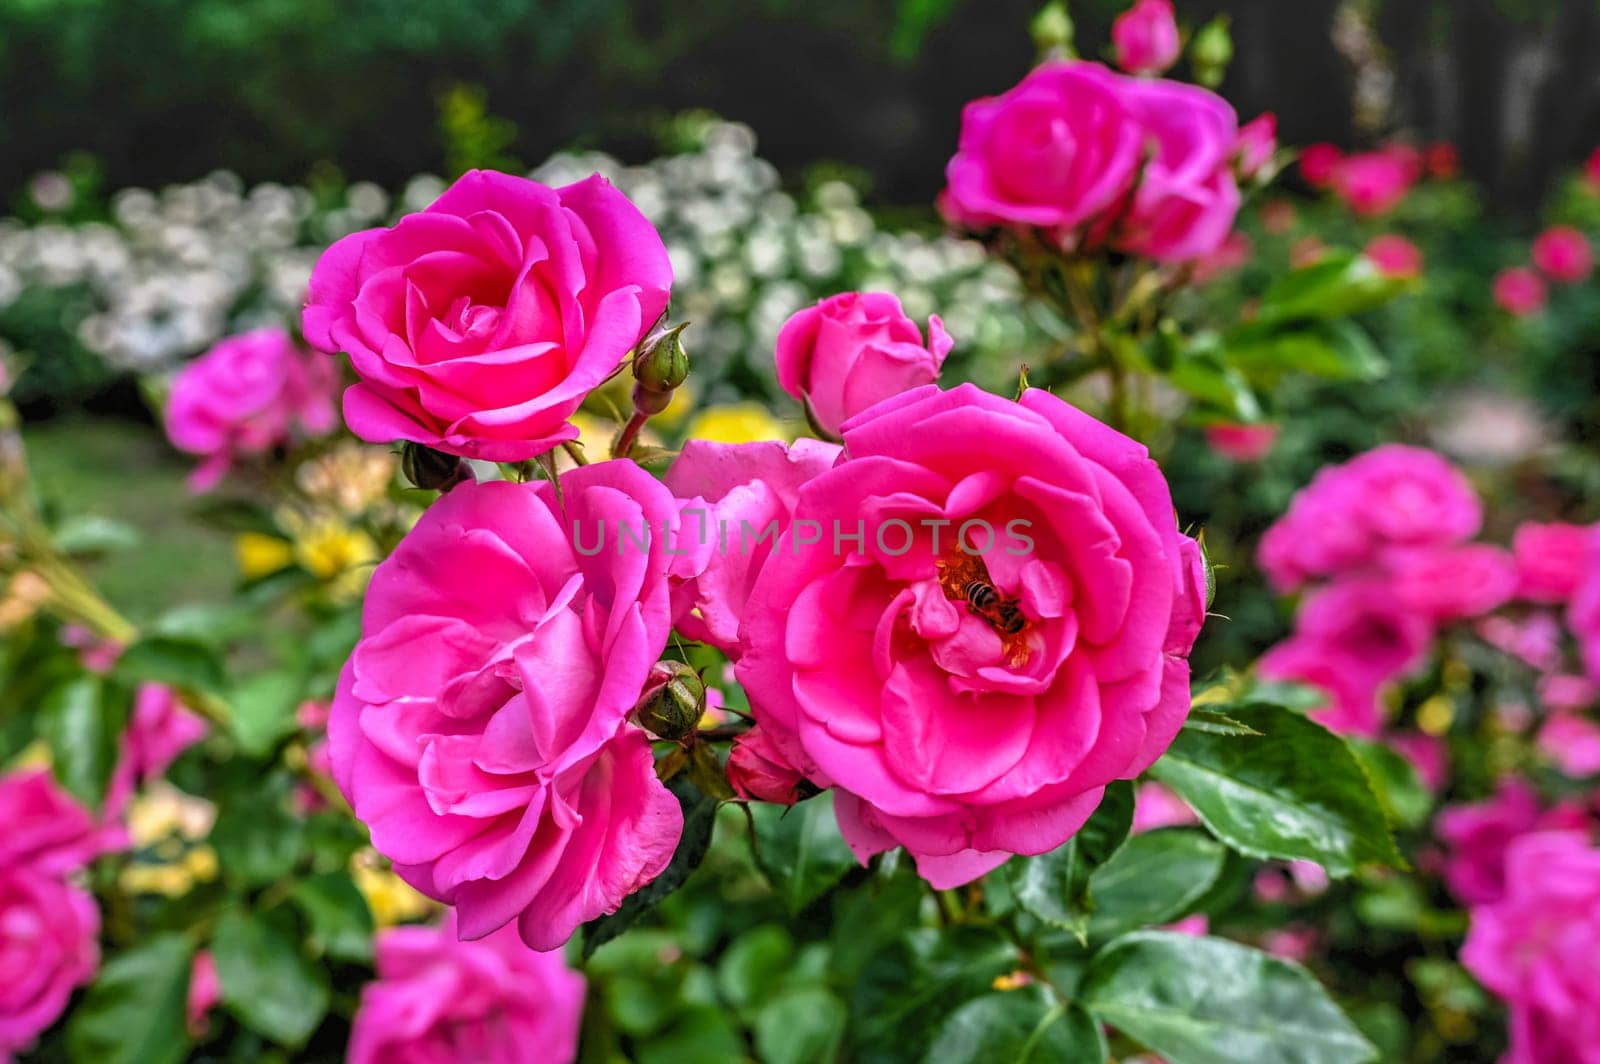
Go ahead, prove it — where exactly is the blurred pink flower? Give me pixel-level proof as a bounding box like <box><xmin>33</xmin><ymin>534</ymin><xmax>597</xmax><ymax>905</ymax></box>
<box><xmin>104</xmin><ymin>684</ymin><xmax>209</xmax><ymax>821</ymax></box>
<box><xmin>186</xmin><ymin>951</ymin><xmax>220</xmax><ymax>1036</ymax></box>
<box><xmin>1204</xmin><ymin>422</ymin><xmax>1277</xmax><ymax>461</ymax></box>
<box><xmin>1493</xmin><ymin>267</ymin><xmax>1547</xmax><ymax>317</ymax></box>
<box><xmin>1512</xmin><ymin>521</ymin><xmax>1591</xmax><ymax>603</ymax></box>
<box><xmin>1131</xmin><ymin>782</ymin><xmax>1197</xmax><ymax>833</ymax></box>
<box><xmin>1436</xmin><ymin>780</ymin><xmax>1591</xmax><ymax>905</ymax></box>
<box><xmin>1235</xmin><ymin>113</ymin><xmax>1277</xmax><ymax>180</ymax></box>
<box><xmin>1332</xmin><ymin>151</ymin><xmax>1416</xmax><ymax>216</ymax></box>
<box><xmin>1537</xmin><ymin>714</ymin><xmax>1600</xmax><ymax>777</ymax></box>
<box><xmin>1531</xmin><ymin>225</ymin><xmax>1593</xmax><ymax>284</ymax></box>
<box><xmin>1299</xmin><ymin>143</ymin><xmax>1344</xmax><ymax>188</ymax></box>
<box><xmin>0</xmin><ymin>867</ymin><xmax>100</xmax><ymax>1059</ymax></box>
<box><xmin>1112</xmin><ymin>0</ymin><xmax>1181</xmax><ymax>76</ymax></box>
<box><xmin>1363</xmin><ymin>234</ymin><xmax>1423</xmax><ymax>280</ymax></box>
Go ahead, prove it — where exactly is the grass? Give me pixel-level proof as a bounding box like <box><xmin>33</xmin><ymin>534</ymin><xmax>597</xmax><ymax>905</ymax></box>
<box><xmin>22</xmin><ymin>417</ymin><xmax>237</xmax><ymax>623</ymax></box>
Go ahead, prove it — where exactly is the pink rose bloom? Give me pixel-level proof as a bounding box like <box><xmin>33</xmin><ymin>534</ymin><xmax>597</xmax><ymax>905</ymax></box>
<box><xmin>1363</xmin><ymin>234</ymin><xmax>1423</xmax><ymax>280</ymax></box>
<box><xmin>1257</xmin><ymin>638</ymin><xmax>1386</xmax><ymax>737</ymax></box>
<box><xmin>1539</xmin><ymin>673</ymin><xmax>1598</xmax><ymax>713</ymax></box>
<box><xmin>1531</xmin><ymin>225</ymin><xmax>1593</xmax><ymax>283</ymax></box>
<box><xmin>328</xmin><ymin>468</ymin><xmax>685</xmax><ymax>950</ymax></box>
<box><xmin>1235</xmin><ymin>113</ymin><xmax>1277</xmax><ymax>180</ymax></box>
<box><xmin>1261</xmin><ymin>925</ymin><xmax>1320</xmax><ymax>963</ymax></box>
<box><xmin>349</xmin><ymin>915</ymin><xmax>584</xmax><ymax>1064</ymax></box>
<box><xmin>1296</xmin><ymin>579</ymin><xmax>1433</xmax><ymax>681</ymax></box>
<box><xmin>1388</xmin><ymin>730</ymin><xmax>1448</xmax><ymax>792</ymax></box>
<box><xmin>1436</xmin><ymin>781</ymin><xmax>1591</xmax><ymax>905</ymax></box>
<box><xmin>187</xmin><ymin>951</ymin><xmax>220</xmax><ymax>1036</ymax></box>
<box><xmin>735</xmin><ymin>383</ymin><xmax>1205</xmax><ymax>888</ymax></box>
<box><xmin>665</xmin><ymin>438</ymin><xmax>841</xmax><ymax>655</ymax></box>
<box><xmin>1204</xmin><ymin>422</ymin><xmax>1277</xmax><ymax>462</ymax></box>
<box><xmin>1572</xmin><ymin>527</ymin><xmax>1600</xmax><ymax>682</ymax></box>
<box><xmin>1191</xmin><ymin>232</ymin><xmax>1253</xmax><ymax>284</ymax></box>
<box><xmin>1391</xmin><ymin>545</ymin><xmax>1516</xmax><ymax>622</ymax></box>
<box><xmin>1493</xmin><ymin>267</ymin><xmax>1547</xmax><ymax>317</ymax></box>
<box><xmin>165</xmin><ymin>328</ymin><xmax>338</xmax><ymax>491</ymax></box>
<box><xmin>1587</xmin><ymin>147</ymin><xmax>1600</xmax><ymax>193</ymax></box>
<box><xmin>774</xmin><ymin>292</ymin><xmax>952</xmax><ymax>438</ymax></box>
<box><xmin>1258</xmin><ymin>445</ymin><xmax>1482</xmax><ymax>592</ymax></box>
<box><xmin>104</xmin><ymin>684</ymin><xmax>209</xmax><ymax>820</ymax></box>
<box><xmin>0</xmin><ymin>769</ymin><xmax>124</xmax><ymax>876</ymax></box>
<box><xmin>1299</xmin><ymin>143</ymin><xmax>1344</xmax><ymax>188</ymax></box>
<box><xmin>941</xmin><ymin>61</ymin><xmax>1143</xmax><ymax>233</ymax></box>
<box><xmin>58</xmin><ymin>625</ymin><xmax>123</xmax><ymax>674</ymax></box>
<box><xmin>1114</xmin><ymin>77</ymin><xmax>1242</xmax><ymax>263</ymax></box>
<box><xmin>304</xmin><ymin>171</ymin><xmax>671</xmax><ymax>462</ymax></box>
<box><xmin>1332</xmin><ymin>151</ymin><xmax>1415</xmax><ymax>216</ymax></box>
<box><xmin>1162</xmin><ymin>914</ymin><xmax>1208</xmax><ymax>937</ymax></box>
<box><xmin>1538</xmin><ymin>714</ymin><xmax>1600</xmax><ymax>777</ymax></box>
<box><xmin>1512</xmin><ymin>521</ymin><xmax>1590</xmax><ymax>603</ymax></box>
<box><xmin>1477</xmin><ymin>611</ymin><xmax>1563</xmax><ymax>672</ymax></box>
<box><xmin>0</xmin><ymin>867</ymin><xmax>100</xmax><ymax>1059</ymax></box>
<box><xmin>727</xmin><ymin>726</ymin><xmax>815</xmax><ymax>806</ymax></box>
<box><xmin>1460</xmin><ymin>831</ymin><xmax>1600</xmax><ymax>1064</ymax></box>
<box><xmin>1111</xmin><ymin>0</ymin><xmax>1181</xmax><ymax>76</ymax></box>
<box><xmin>1131</xmin><ymin>781</ymin><xmax>1196</xmax><ymax>833</ymax></box>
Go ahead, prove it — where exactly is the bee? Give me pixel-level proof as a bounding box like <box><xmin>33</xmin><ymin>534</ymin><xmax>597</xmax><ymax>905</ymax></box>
<box><xmin>963</xmin><ymin>579</ymin><xmax>999</xmax><ymax>611</ymax></box>
<box><xmin>993</xmin><ymin>600</ymin><xmax>1027</xmax><ymax>636</ymax></box>
<box><xmin>962</xmin><ymin>578</ymin><xmax>1028</xmax><ymax>635</ymax></box>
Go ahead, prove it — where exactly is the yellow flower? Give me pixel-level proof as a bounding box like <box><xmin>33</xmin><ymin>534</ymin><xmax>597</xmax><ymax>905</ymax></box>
<box><xmin>352</xmin><ymin>850</ymin><xmax>435</xmax><ymax>927</ymax></box>
<box><xmin>234</xmin><ymin>532</ymin><xmax>294</xmax><ymax>580</ymax></box>
<box><xmin>683</xmin><ymin>403</ymin><xmax>789</xmax><ymax>445</ymax></box>
<box><xmin>292</xmin><ymin>520</ymin><xmax>380</xmax><ymax>599</ymax></box>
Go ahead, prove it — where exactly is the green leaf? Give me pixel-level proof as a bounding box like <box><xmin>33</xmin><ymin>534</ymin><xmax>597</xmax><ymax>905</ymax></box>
<box><xmin>66</xmin><ymin>933</ymin><xmax>194</xmax><ymax>1064</ymax></box>
<box><xmin>1168</xmin><ymin>355</ymin><xmax>1264</xmax><ymax>422</ymax></box>
<box><xmin>925</xmin><ymin>988</ymin><xmax>1104</xmax><ymax>1064</ymax></box>
<box><xmin>111</xmin><ymin>636</ymin><xmax>225</xmax><ymax>694</ymax></box>
<box><xmin>716</xmin><ymin>926</ymin><xmax>794</xmax><ymax>1012</ymax></box>
<box><xmin>54</xmin><ymin>514</ymin><xmax>140</xmax><ymax>555</ymax></box>
<box><xmin>213</xmin><ymin>908</ymin><xmax>330</xmax><ymax>1048</ymax></box>
<box><xmin>1257</xmin><ymin>251</ymin><xmax>1412</xmax><ymax>324</ymax></box>
<box><xmin>751</xmin><ymin>791</ymin><xmax>858</xmax><ymax>913</ymax></box>
<box><xmin>636</xmin><ymin>1006</ymin><xmax>745</xmax><ymax>1064</ymax></box>
<box><xmin>38</xmin><ymin>675</ymin><xmax>121</xmax><ymax>808</ymax></box>
<box><xmin>1226</xmin><ymin>321</ymin><xmax>1387</xmax><ymax>383</ymax></box>
<box><xmin>228</xmin><ymin>670</ymin><xmax>304</xmax><ymax>756</ymax></box>
<box><xmin>289</xmin><ymin>871</ymin><xmax>375</xmax><ymax>962</ymax></box>
<box><xmin>1146</xmin><ymin>703</ymin><xmax>1402</xmax><ymax>876</ymax></box>
<box><xmin>1080</xmin><ymin>931</ymin><xmax>1376</xmax><ymax>1064</ymax></box>
<box><xmin>828</xmin><ymin>858</ymin><xmax>927</xmax><ymax>984</ymax></box>
<box><xmin>188</xmin><ymin>496</ymin><xmax>284</xmax><ymax>536</ymax></box>
<box><xmin>211</xmin><ymin>784</ymin><xmax>305</xmax><ymax>886</ymax></box>
<box><xmin>1002</xmin><ymin>779</ymin><xmax>1135</xmax><ymax>939</ymax></box>
<box><xmin>1347</xmin><ymin>738</ymin><xmax>1431</xmax><ymax>829</ymax></box>
<box><xmin>850</xmin><ymin>925</ymin><xmax>1019</xmax><ymax>1063</ymax></box>
<box><xmin>1085</xmin><ymin>829</ymin><xmax>1226</xmax><ymax>942</ymax></box>
<box><xmin>755</xmin><ymin>987</ymin><xmax>847</xmax><ymax>1064</ymax></box>
<box><xmin>581</xmin><ymin>776</ymin><xmax>718</xmax><ymax>958</ymax></box>
<box><xmin>1183</xmin><ymin>708</ymin><xmax>1262</xmax><ymax>737</ymax></box>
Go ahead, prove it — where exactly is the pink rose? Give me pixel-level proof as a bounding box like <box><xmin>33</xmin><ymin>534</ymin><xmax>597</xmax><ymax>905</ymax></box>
<box><xmin>103</xmin><ymin>684</ymin><xmax>209</xmax><ymax>820</ymax></box>
<box><xmin>1460</xmin><ymin>831</ymin><xmax>1600</xmax><ymax>1064</ymax></box>
<box><xmin>1258</xmin><ymin>445</ymin><xmax>1482</xmax><ymax>592</ymax></box>
<box><xmin>1258</xmin><ymin>638</ymin><xmax>1386</xmax><ymax>737</ymax></box>
<box><xmin>165</xmin><ymin>328</ymin><xmax>337</xmax><ymax>491</ymax></box>
<box><xmin>1537</xmin><ymin>673</ymin><xmax>1597</xmax><ymax>713</ymax></box>
<box><xmin>774</xmin><ymin>292</ymin><xmax>952</xmax><ymax>438</ymax></box>
<box><xmin>186</xmin><ymin>951</ymin><xmax>220</xmax><ymax>1036</ymax></box>
<box><xmin>1512</xmin><ymin>521</ymin><xmax>1590</xmax><ymax>603</ymax></box>
<box><xmin>665</xmin><ymin>438</ymin><xmax>841</xmax><ymax>655</ymax></box>
<box><xmin>1204</xmin><ymin>422</ymin><xmax>1277</xmax><ymax>462</ymax></box>
<box><xmin>1363</xmin><ymin>234</ymin><xmax>1423</xmax><ymax>279</ymax></box>
<box><xmin>329</xmin><ymin>467</ymin><xmax>685</xmax><ymax>950</ymax></box>
<box><xmin>1436</xmin><ymin>781</ymin><xmax>1591</xmax><ymax>906</ymax></box>
<box><xmin>0</xmin><ymin>769</ymin><xmax>124</xmax><ymax>876</ymax></box>
<box><xmin>349</xmin><ymin>915</ymin><xmax>584</xmax><ymax>1064</ymax></box>
<box><xmin>1112</xmin><ymin>0</ymin><xmax>1181</xmax><ymax>76</ymax></box>
<box><xmin>1478</xmin><ymin>612</ymin><xmax>1563</xmax><ymax>672</ymax></box>
<box><xmin>1191</xmin><ymin>232</ymin><xmax>1253</xmax><ymax>284</ymax></box>
<box><xmin>1493</xmin><ymin>267</ymin><xmax>1547</xmax><ymax>317</ymax></box>
<box><xmin>1235</xmin><ymin>113</ymin><xmax>1277</xmax><ymax>180</ymax></box>
<box><xmin>1114</xmin><ymin>77</ymin><xmax>1242</xmax><ymax>263</ymax></box>
<box><xmin>1572</xmin><ymin>527</ymin><xmax>1600</xmax><ymax>682</ymax></box>
<box><xmin>1131</xmin><ymin>781</ymin><xmax>1196</xmax><ymax>833</ymax></box>
<box><xmin>941</xmin><ymin>61</ymin><xmax>1143</xmax><ymax>233</ymax></box>
<box><xmin>1332</xmin><ymin>151</ymin><xmax>1416</xmax><ymax>216</ymax></box>
<box><xmin>1538</xmin><ymin>714</ymin><xmax>1600</xmax><ymax>777</ymax></box>
<box><xmin>1261</xmin><ymin>925</ymin><xmax>1320</xmax><ymax>963</ymax></box>
<box><xmin>0</xmin><ymin>868</ymin><xmax>100</xmax><ymax>1059</ymax></box>
<box><xmin>727</xmin><ymin>726</ymin><xmax>815</xmax><ymax>806</ymax></box>
<box><xmin>1388</xmin><ymin>731</ymin><xmax>1448</xmax><ymax>792</ymax></box>
<box><xmin>1531</xmin><ymin>225</ymin><xmax>1593</xmax><ymax>283</ymax></box>
<box><xmin>1391</xmin><ymin>545</ymin><xmax>1516</xmax><ymax>622</ymax></box>
<box><xmin>735</xmin><ymin>383</ymin><xmax>1204</xmax><ymax>888</ymax></box>
<box><xmin>304</xmin><ymin>170</ymin><xmax>672</xmax><ymax>462</ymax></box>
<box><xmin>1299</xmin><ymin>143</ymin><xmax>1344</xmax><ymax>188</ymax></box>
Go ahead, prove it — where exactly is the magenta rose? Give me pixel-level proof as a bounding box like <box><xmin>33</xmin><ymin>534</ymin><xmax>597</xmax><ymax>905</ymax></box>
<box><xmin>1512</xmin><ymin>521</ymin><xmax>1590</xmax><ymax>603</ymax></box>
<box><xmin>1571</xmin><ymin>527</ymin><xmax>1600</xmax><ymax>682</ymax></box>
<box><xmin>328</xmin><ymin>466</ymin><xmax>685</xmax><ymax>950</ymax></box>
<box><xmin>1363</xmin><ymin>234</ymin><xmax>1423</xmax><ymax>280</ymax></box>
<box><xmin>1531</xmin><ymin>225</ymin><xmax>1593</xmax><ymax>283</ymax></box>
<box><xmin>1113</xmin><ymin>76</ymin><xmax>1242</xmax><ymax>263</ymax></box>
<box><xmin>1461</xmin><ymin>831</ymin><xmax>1600</xmax><ymax>1064</ymax></box>
<box><xmin>0</xmin><ymin>867</ymin><xmax>100</xmax><ymax>1059</ymax></box>
<box><xmin>735</xmin><ymin>383</ymin><xmax>1205</xmax><ymax>888</ymax></box>
<box><xmin>1235</xmin><ymin>113</ymin><xmax>1277</xmax><ymax>180</ymax></box>
<box><xmin>775</xmin><ymin>292</ymin><xmax>952</xmax><ymax>438</ymax></box>
<box><xmin>1436</xmin><ymin>781</ymin><xmax>1591</xmax><ymax>906</ymax></box>
<box><xmin>1258</xmin><ymin>445</ymin><xmax>1482</xmax><ymax>592</ymax></box>
<box><xmin>941</xmin><ymin>61</ymin><xmax>1143</xmax><ymax>233</ymax></box>
<box><xmin>1112</xmin><ymin>0</ymin><xmax>1181</xmax><ymax>76</ymax></box>
<box><xmin>349</xmin><ymin>915</ymin><xmax>584</xmax><ymax>1064</ymax></box>
<box><xmin>1493</xmin><ymin>267</ymin><xmax>1546</xmax><ymax>317</ymax></box>
<box><xmin>1391</xmin><ymin>544</ymin><xmax>1516</xmax><ymax>621</ymax></box>
<box><xmin>1331</xmin><ymin>150</ymin><xmax>1416</xmax><ymax>216</ymax></box>
<box><xmin>727</xmin><ymin>726</ymin><xmax>815</xmax><ymax>806</ymax></box>
<box><xmin>304</xmin><ymin>170</ymin><xmax>671</xmax><ymax>462</ymax></box>
<box><xmin>1300</xmin><ymin>143</ymin><xmax>1344</xmax><ymax>188</ymax></box>
<box><xmin>0</xmin><ymin>769</ymin><xmax>124</xmax><ymax>876</ymax></box>
<box><xmin>665</xmin><ymin>437</ymin><xmax>841</xmax><ymax>655</ymax></box>
<box><xmin>104</xmin><ymin>683</ymin><xmax>209</xmax><ymax>820</ymax></box>
<box><xmin>1204</xmin><ymin>422</ymin><xmax>1277</xmax><ymax>462</ymax></box>
<box><xmin>165</xmin><ymin>327</ymin><xmax>337</xmax><ymax>491</ymax></box>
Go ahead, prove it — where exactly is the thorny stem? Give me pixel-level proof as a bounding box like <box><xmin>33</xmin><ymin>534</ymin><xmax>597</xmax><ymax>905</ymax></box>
<box><xmin>612</xmin><ymin>410</ymin><xmax>650</xmax><ymax>460</ymax></box>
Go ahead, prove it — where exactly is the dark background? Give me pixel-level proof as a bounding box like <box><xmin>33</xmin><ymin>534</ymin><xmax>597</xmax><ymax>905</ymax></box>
<box><xmin>4</xmin><ymin>0</ymin><xmax>1600</xmax><ymax>215</ymax></box>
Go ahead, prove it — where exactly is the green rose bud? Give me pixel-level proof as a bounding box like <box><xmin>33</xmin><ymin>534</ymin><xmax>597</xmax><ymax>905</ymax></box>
<box><xmin>633</xmin><ymin>660</ymin><xmax>707</xmax><ymax>742</ymax></box>
<box><xmin>400</xmin><ymin>442</ymin><xmax>469</xmax><ymax>492</ymax></box>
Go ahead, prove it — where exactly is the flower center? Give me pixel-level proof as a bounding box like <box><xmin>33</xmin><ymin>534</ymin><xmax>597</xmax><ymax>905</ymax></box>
<box><xmin>442</xmin><ymin>296</ymin><xmax>503</xmax><ymax>342</ymax></box>
<box><xmin>935</xmin><ymin>550</ymin><xmax>1033</xmax><ymax>665</ymax></box>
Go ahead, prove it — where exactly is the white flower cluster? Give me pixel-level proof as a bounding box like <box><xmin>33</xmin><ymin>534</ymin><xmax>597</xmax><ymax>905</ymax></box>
<box><xmin>0</xmin><ymin>119</ymin><xmax>1034</xmax><ymax>396</ymax></box>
